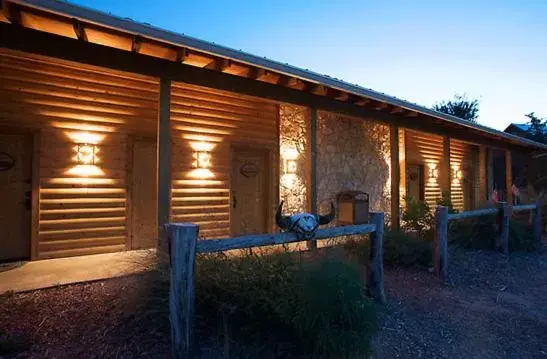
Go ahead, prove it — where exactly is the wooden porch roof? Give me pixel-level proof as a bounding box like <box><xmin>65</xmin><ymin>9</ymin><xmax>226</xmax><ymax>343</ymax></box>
<box><xmin>2</xmin><ymin>0</ymin><xmax>546</xmax><ymax>152</ymax></box>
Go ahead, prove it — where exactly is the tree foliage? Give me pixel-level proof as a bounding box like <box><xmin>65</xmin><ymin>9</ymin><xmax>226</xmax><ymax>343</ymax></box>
<box><xmin>524</xmin><ymin>112</ymin><xmax>546</xmax><ymax>144</ymax></box>
<box><xmin>433</xmin><ymin>93</ymin><xmax>479</xmax><ymax>123</ymax></box>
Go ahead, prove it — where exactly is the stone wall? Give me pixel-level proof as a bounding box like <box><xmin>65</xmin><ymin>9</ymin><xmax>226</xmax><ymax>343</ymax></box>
<box><xmin>316</xmin><ymin>111</ymin><xmax>391</xmax><ymax>220</ymax></box>
<box><xmin>279</xmin><ymin>104</ymin><xmax>309</xmax><ymax>214</ymax></box>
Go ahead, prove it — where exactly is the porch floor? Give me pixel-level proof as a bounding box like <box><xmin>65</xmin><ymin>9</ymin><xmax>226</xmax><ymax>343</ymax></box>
<box><xmin>0</xmin><ymin>250</ymin><xmax>155</xmax><ymax>295</ymax></box>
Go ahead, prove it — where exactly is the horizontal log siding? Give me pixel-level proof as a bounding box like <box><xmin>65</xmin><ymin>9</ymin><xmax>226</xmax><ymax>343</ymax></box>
<box><xmin>450</xmin><ymin>140</ymin><xmax>475</xmax><ymax>212</ymax></box>
<box><xmin>0</xmin><ymin>49</ymin><xmax>159</xmax><ymax>258</ymax></box>
<box><xmin>405</xmin><ymin>129</ymin><xmax>444</xmax><ymax>209</ymax></box>
<box><xmin>0</xmin><ymin>48</ymin><xmax>159</xmax><ymax>135</ymax></box>
<box><xmin>170</xmin><ymin>82</ymin><xmax>278</xmax><ymax>239</ymax></box>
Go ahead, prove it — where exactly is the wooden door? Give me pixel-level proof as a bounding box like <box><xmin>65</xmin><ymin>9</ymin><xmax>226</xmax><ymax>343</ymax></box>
<box><xmin>407</xmin><ymin>164</ymin><xmax>424</xmax><ymax>201</ymax></box>
<box><xmin>131</xmin><ymin>139</ymin><xmax>158</xmax><ymax>249</ymax></box>
<box><xmin>0</xmin><ymin>134</ymin><xmax>32</xmax><ymax>262</ymax></box>
<box><xmin>231</xmin><ymin>148</ymin><xmax>268</xmax><ymax>236</ymax></box>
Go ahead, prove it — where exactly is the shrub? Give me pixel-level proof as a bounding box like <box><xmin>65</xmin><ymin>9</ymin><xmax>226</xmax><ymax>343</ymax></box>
<box><xmin>402</xmin><ymin>196</ymin><xmax>433</xmax><ymax>239</ymax></box>
<box><xmin>343</xmin><ymin>231</ymin><xmax>432</xmax><ymax>267</ymax></box>
<box><xmin>448</xmin><ymin>216</ymin><xmax>498</xmax><ymax>249</ymax></box>
<box><xmin>194</xmin><ymin>251</ymin><xmax>377</xmax><ymax>358</ymax></box>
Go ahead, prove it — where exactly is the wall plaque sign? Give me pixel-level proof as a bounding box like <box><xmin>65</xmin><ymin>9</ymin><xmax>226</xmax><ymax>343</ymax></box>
<box><xmin>240</xmin><ymin>162</ymin><xmax>260</xmax><ymax>177</ymax></box>
<box><xmin>0</xmin><ymin>152</ymin><xmax>15</xmax><ymax>172</ymax></box>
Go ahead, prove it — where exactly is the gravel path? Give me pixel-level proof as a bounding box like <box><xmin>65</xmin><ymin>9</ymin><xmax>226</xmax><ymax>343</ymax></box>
<box><xmin>374</xmin><ymin>249</ymin><xmax>547</xmax><ymax>359</ymax></box>
<box><xmin>1</xmin><ymin>249</ymin><xmax>546</xmax><ymax>358</ymax></box>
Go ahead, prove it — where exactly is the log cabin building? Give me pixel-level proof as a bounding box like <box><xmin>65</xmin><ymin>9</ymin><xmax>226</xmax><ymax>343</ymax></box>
<box><xmin>1</xmin><ymin>0</ymin><xmax>545</xmax><ymax>261</ymax></box>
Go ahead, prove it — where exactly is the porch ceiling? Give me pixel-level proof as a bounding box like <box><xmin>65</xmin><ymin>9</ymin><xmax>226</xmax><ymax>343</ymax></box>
<box><xmin>2</xmin><ymin>0</ymin><xmax>546</xmax><ymax>152</ymax></box>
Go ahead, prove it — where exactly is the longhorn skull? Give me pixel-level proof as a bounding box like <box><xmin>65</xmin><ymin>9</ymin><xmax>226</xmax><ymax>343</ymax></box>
<box><xmin>276</xmin><ymin>201</ymin><xmax>335</xmax><ymax>240</ymax></box>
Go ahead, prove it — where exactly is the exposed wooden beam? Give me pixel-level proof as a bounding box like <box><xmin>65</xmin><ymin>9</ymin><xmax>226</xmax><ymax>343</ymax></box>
<box><xmin>2</xmin><ymin>1</ymin><xmax>20</xmax><ymax>24</ymax></box>
<box><xmin>287</xmin><ymin>77</ymin><xmax>307</xmax><ymax>91</ymax></box>
<box><xmin>311</xmin><ymin>84</ymin><xmax>328</xmax><ymax>96</ymax></box>
<box><xmin>354</xmin><ymin>98</ymin><xmax>371</xmax><ymax>106</ymax></box>
<box><xmin>334</xmin><ymin>91</ymin><xmax>350</xmax><ymax>101</ymax></box>
<box><xmin>131</xmin><ymin>36</ymin><xmax>141</xmax><ymax>53</ymax></box>
<box><xmin>247</xmin><ymin>67</ymin><xmax>267</xmax><ymax>80</ymax></box>
<box><xmin>175</xmin><ymin>47</ymin><xmax>189</xmax><ymax>63</ymax></box>
<box><xmin>204</xmin><ymin>58</ymin><xmax>232</xmax><ymax>72</ymax></box>
<box><xmin>2</xmin><ymin>24</ymin><xmax>537</xmax><ymax>153</ymax></box>
<box><xmin>390</xmin><ymin>107</ymin><xmax>405</xmax><ymax>115</ymax></box>
<box><xmin>375</xmin><ymin>102</ymin><xmax>389</xmax><ymax>111</ymax></box>
<box><xmin>405</xmin><ymin>111</ymin><xmax>419</xmax><ymax>117</ymax></box>
<box><xmin>72</xmin><ymin>19</ymin><xmax>87</xmax><ymax>41</ymax></box>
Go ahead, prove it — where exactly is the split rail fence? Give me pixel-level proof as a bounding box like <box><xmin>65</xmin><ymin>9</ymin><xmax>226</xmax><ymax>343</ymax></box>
<box><xmin>434</xmin><ymin>201</ymin><xmax>543</xmax><ymax>278</ymax></box>
<box><xmin>166</xmin><ymin>212</ymin><xmax>386</xmax><ymax>358</ymax></box>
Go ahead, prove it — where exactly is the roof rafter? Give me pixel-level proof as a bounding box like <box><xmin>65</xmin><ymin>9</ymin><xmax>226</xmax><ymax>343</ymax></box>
<box><xmin>204</xmin><ymin>58</ymin><xmax>232</xmax><ymax>72</ymax></box>
<box><xmin>72</xmin><ymin>18</ymin><xmax>87</xmax><ymax>41</ymax></box>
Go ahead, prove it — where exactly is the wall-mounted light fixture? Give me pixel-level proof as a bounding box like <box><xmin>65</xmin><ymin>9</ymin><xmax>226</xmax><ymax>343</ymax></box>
<box><xmin>76</xmin><ymin>143</ymin><xmax>97</xmax><ymax>165</ymax></box>
<box><xmin>194</xmin><ymin>151</ymin><xmax>211</xmax><ymax>169</ymax></box>
<box><xmin>283</xmin><ymin>158</ymin><xmax>297</xmax><ymax>174</ymax></box>
<box><xmin>452</xmin><ymin>167</ymin><xmax>463</xmax><ymax>181</ymax></box>
<box><xmin>428</xmin><ymin>165</ymin><xmax>439</xmax><ymax>180</ymax></box>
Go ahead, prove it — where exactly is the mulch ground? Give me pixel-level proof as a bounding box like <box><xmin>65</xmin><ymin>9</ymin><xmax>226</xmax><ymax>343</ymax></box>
<box><xmin>1</xmin><ymin>249</ymin><xmax>546</xmax><ymax>359</ymax></box>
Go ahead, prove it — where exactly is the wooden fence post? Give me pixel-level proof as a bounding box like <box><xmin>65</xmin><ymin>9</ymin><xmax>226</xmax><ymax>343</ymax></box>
<box><xmin>434</xmin><ymin>206</ymin><xmax>448</xmax><ymax>279</ymax></box>
<box><xmin>368</xmin><ymin>212</ymin><xmax>386</xmax><ymax>304</ymax></box>
<box><xmin>533</xmin><ymin>200</ymin><xmax>543</xmax><ymax>250</ymax></box>
<box><xmin>497</xmin><ymin>203</ymin><xmax>510</xmax><ymax>255</ymax></box>
<box><xmin>166</xmin><ymin>223</ymin><xmax>199</xmax><ymax>359</ymax></box>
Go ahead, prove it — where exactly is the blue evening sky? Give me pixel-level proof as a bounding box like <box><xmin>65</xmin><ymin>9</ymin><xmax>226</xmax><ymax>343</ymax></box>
<box><xmin>72</xmin><ymin>0</ymin><xmax>547</xmax><ymax>130</ymax></box>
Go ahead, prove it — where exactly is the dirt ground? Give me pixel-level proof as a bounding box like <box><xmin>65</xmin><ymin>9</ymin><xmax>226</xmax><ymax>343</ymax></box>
<box><xmin>375</xmin><ymin>249</ymin><xmax>547</xmax><ymax>359</ymax></box>
<box><xmin>1</xmin><ymin>249</ymin><xmax>546</xmax><ymax>359</ymax></box>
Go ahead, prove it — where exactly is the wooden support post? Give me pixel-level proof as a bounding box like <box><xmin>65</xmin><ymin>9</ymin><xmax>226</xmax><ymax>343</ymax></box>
<box><xmin>368</xmin><ymin>212</ymin><xmax>386</xmax><ymax>304</ymax></box>
<box><xmin>440</xmin><ymin>137</ymin><xmax>451</xmax><ymax>196</ymax></box>
<box><xmin>434</xmin><ymin>206</ymin><xmax>448</xmax><ymax>279</ymax></box>
<box><xmin>398</xmin><ymin>129</ymin><xmax>406</xmax><ymax>211</ymax></box>
<box><xmin>390</xmin><ymin>126</ymin><xmax>400</xmax><ymax>230</ymax></box>
<box><xmin>486</xmin><ymin>147</ymin><xmax>494</xmax><ymax>200</ymax></box>
<box><xmin>505</xmin><ymin>150</ymin><xmax>513</xmax><ymax>204</ymax></box>
<box><xmin>497</xmin><ymin>202</ymin><xmax>510</xmax><ymax>255</ymax></box>
<box><xmin>307</xmin><ymin>107</ymin><xmax>318</xmax><ymax>250</ymax></box>
<box><xmin>478</xmin><ymin>145</ymin><xmax>487</xmax><ymax>204</ymax></box>
<box><xmin>166</xmin><ymin>223</ymin><xmax>199</xmax><ymax>359</ymax></box>
<box><xmin>533</xmin><ymin>200</ymin><xmax>543</xmax><ymax>250</ymax></box>
<box><xmin>157</xmin><ymin>77</ymin><xmax>172</xmax><ymax>251</ymax></box>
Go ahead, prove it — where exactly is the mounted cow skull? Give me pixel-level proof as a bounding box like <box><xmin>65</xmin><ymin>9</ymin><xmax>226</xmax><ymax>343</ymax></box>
<box><xmin>276</xmin><ymin>201</ymin><xmax>335</xmax><ymax>240</ymax></box>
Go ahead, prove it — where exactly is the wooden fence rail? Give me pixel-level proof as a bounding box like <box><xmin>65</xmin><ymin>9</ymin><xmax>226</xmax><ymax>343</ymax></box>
<box><xmin>166</xmin><ymin>212</ymin><xmax>386</xmax><ymax>358</ymax></box>
<box><xmin>435</xmin><ymin>200</ymin><xmax>543</xmax><ymax>279</ymax></box>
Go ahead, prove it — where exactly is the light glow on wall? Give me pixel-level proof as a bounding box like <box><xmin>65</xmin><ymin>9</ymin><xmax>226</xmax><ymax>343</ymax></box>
<box><xmin>427</xmin><ymin>162</ymin><xmax>439</xmax><ymax>183</ymax></box>
<box><xmin>280</xmin><ymin>146</ymin><xmax>299</xmax><ymax>188</ymax></box>
<box><xmin>452</xmin><ymin>165</ymin><xmax>463</xmax><ymax>185</ymax></box>
<box><xmin>65</xmin><ymin>131</ymin><xmax>105</xmax><ymax>178</ymax></box>
<box><xmin>76</xmin><ymin>143</ymin><xmax>97</xmax><ymax>165</ymax></box>
<box><xmin>189</xmin><ymin>141</ymin><xmax>216</xmax><ymax>179</ymax></box>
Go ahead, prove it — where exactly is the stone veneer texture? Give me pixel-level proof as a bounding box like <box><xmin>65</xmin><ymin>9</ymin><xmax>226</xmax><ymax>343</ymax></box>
<box><xmin>316</xmin><ymin>111</ymin><xmax>391</xmax><ymax>221</ymax></box>
<box><xmin>279</xmin><ymin>104</ymin><xmax>309</xmax><ymax>214</ymax></box>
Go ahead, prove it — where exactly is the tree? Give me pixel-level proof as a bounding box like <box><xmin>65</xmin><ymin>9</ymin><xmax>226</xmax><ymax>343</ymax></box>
<box><xmin>524</xmin><ymin>112</ymin><xmax>546</xmax><ymax>144</ymax></box>
<box><xmin>433</xmin><ymin>94</ymin><xmax>479</xmax><ymax>123</ymax></box>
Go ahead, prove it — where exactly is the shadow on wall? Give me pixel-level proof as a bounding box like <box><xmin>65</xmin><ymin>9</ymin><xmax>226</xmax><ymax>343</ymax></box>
<box><xmin>316</xmin><ymin>112</ymin><xmax>391</xmax><ymax>219</ymax></box>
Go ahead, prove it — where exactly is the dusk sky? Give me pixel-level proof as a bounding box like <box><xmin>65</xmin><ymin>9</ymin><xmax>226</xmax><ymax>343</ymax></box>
<box><xmin>73</xmin><ymin>0</ymin><xmax>547</xmax><ymax>130</ymax></box>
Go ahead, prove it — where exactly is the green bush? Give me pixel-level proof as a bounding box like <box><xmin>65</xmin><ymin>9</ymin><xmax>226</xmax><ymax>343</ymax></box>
<box><xmin>194</xmin><ymin>251</ymin><xmax>377</xmax><ymax>358</ymax></box>
<box><xmin>401</xmin><ymin>196</ymin><xmax>434</xmax><ymax>239</ymax></box>
<box><xmin>448</xmin><ymin>215</ymin><xmax>537</xmax><ymax>252</ymax></box>
<box><xmin>448</xmin><ymin>216</ymin><xmax>498</xmax><ymax>249</ymax></box>
<box><xmin>343</xmin><ymin>231</ymin><xmax>432</xmax><ymax>267</ymax></box>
